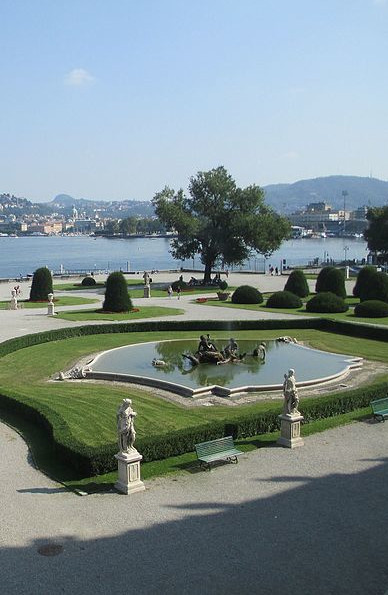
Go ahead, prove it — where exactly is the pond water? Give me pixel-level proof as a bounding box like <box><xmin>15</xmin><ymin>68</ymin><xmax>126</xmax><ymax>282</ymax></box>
<box><xmin>89</xmin><ymin>339</ymin><xmax>361</xmax><ymax>396</ymax></box>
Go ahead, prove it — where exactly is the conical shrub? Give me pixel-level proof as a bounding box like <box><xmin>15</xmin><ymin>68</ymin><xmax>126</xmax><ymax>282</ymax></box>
<box><xmin>284</xmin><ymin>270</ymin><xmax>309</xmax><ymax>297</ymax></box>
<box><xmin>29</xmin><ymin>267</ymin><xmax>53</xmax><ymax>301</ymax></box>
<box><xmin>323</xmin><ymin>268</ymin><xmax>346</xmax><ymax>298</ymax></box>
<box><xmin>103</xmin><ymin>271</ymin><xmax>132</xmax><ymax>312</ymax></box>
<box><xmin>353</xmin><ymin>266</ymin><xmax>377</xmax><ymax>298</ymax></box>
<box><xmin>315</xmin><ymin>266</ymin><xmax>336</xmax><ymax>293</ymax></box>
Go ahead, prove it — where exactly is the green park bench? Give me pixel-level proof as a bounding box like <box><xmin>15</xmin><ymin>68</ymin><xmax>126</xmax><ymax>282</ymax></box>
<box><xmin>371</xmin><ymin>397</ymin><xmax>388</xmax><ymax>422</ymax></box>
<box><xmin>195</xmin><ymin>436</ymin><xmax>243</xmax><ymax>470</ymax></box>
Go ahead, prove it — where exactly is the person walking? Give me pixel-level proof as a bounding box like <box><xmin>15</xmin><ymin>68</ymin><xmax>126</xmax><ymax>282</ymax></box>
<box><xmin>176</xmin><ymin>285</ymin><xmax>181</xmax><ymax>300</ymax></box>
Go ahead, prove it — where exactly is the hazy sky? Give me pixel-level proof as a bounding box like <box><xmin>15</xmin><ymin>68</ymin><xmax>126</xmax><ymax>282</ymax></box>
<box><xmin>1</xmin><ymin>0</ymin><xmax>387</xmax><ymax>202</ymax></box>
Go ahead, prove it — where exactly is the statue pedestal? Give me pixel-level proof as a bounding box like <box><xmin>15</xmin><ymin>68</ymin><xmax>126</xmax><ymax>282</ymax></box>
<box><xmin>277</xmin><ymin>413</ymin><xmax>304</xmax><ymax>448</ymax></box>
<box><xmin>114</xmin><ymin>450</ymin><xmax>145</xmax><ymax>495</ymax></box>
<box><xmin>10</xmin><ymin>298</ymin><xmax>18</xmax><ymax>310</ymax></box>
<box><xmin>143</xmin><ymin>285</ymin><xmax>151</xmax><ymax>298</ymax></box>
<box><xmin>47</xmin><ymin>303</ymin><xmax>56</xmax><ymax>316</ymax></box>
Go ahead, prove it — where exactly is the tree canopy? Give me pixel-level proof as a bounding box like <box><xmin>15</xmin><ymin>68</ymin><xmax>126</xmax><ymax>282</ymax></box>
<box><xmin>364</xmin><ymin>206</ymin><xmax>388</xmax><ymax>261</ymax></box>
<box><xmin>152</xmin><ymin>166</ymin><xmax>291</xmax><ymax>282</ymax></box>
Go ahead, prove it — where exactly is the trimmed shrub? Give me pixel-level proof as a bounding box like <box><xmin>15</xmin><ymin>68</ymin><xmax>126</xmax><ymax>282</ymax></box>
<box><xmin>354</xmin><ymin>300</ymin><xmax>388</xmax><ymax>318</ymax></box>
<box><xmin>359</xmin><ymin>271</ymin><xmax>388</xmax><ymax>303</ymax></box>
<box><xmin>266</xmin><ymin>291</ymin><xmax>302</xmax><ymax>309</ymax></box>
<box><xmin>171</xmin><ymin>279</ymin><xmax>188</xmax><ymax>291</ymax></box>
<box><xmin>102</xmin><ymin>271</ymin><xmax>132</xmax><ymax>312</ymax></box>
<box><xmin>218</xmin><ymin>280</ymin><xmax>228</xmax><ymax>291</ymax></box>
<box><xmin>81</xmin><ymin>276</ymin><xmax>96</xmax><ymax>286</ymax></box>
<box><xmin>232</xmin><ymin>285</ymin><xmax>263</xmax><ymax>304</ymax></box>
<box><xmin>306</xmin><ymin>292</ymin><xmax>348</xmax><ymax>313</ymax></box>
<box><xmin>29</xmin><ymin>267</ymin><xmax>53</xmax><ymax>301</ymax></box>
<box><xmin>353</xmin><ymin>266</ymin><xmax>376</xmax><ymax>298</ymax></box>
<box><xmin>284</xmin><ymin>270</ymin><xmax>309</xmax><ymax>298</ymax></box>
<box><xmin>315</xmin><ymin>266</ymin><xmax>336</xmax><ymax>293</ymax></box>
<box><xmin>317</xmin><ymin>268</ymin><xmax>346</xmax><ymax>298</ymax></box>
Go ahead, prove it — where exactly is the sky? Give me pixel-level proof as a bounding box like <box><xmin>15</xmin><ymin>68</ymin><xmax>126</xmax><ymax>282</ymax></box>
<box><xmin>1</xmin><ymin>0</ymin><xmax>387</xmax><ymax>202</ymax></box>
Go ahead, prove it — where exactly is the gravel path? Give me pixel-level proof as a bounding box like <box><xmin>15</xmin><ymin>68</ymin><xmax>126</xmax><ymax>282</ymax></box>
<box><xmin>1</xmin><ymin>419</ymin><xmax>387</xmax><ymax>594</ymax></box>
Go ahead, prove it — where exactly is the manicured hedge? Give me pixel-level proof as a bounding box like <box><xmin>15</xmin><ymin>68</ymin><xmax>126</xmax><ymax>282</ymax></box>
<box><xmin>354</xmin><ymin>300</ymin><xmax>388</xmax><ymax>318</ymax></box>
<box><xmin>103</xmin><ymin>271</ymin><xmax>132</xmax><ymax>312</ymax></box>
<box><xmin>266</xmin><ymin>291</ymin><xmax>302</xmax><ymax>309</ymax></box>
<box><xmin>232</xmin><ymin>285</ymin><xmax>263</xmax><ymax>304</ymax></box>
<box><xmin>315</xmin><ymin>266</ymin><xmax>336</xmax><ymax>293</ymax></box>
<box><xmin>353</xmin><ymin>266</ymin><xmax>376</xmax><ymax>298</ymax></box>
<box><xmin>1</xmin><ymin>317</ymin><xmax>388</xmax><ymax>476</ymax></box>
<box><xmin>29</xmin><ymin>267</ymin><xmax>53</xmax><ymax>301</ymax></box>
<box><xmin>81</xmin><ymin>276</ymin><xmax>96</xmax><ymax>286</ymax></box>
<box><xmin>306</xmin><ymin>292</ymin><xmax>348</xmax><ymax>313</ymax></box>
<box><xmin>284</xmin><ymin>270</ymin><xmax>309</xmax><ymax>298</ymax></box>
<box><xmin>359</xmin><ymin>271</ymin><xmax>388</xmax><ymax>303</ymax></box>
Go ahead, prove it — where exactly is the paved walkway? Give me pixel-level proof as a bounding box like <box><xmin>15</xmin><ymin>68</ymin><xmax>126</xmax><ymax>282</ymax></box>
<box><xmin>0</xmin><ymin>419</ymin><xmax>387</xmax><ymax>594</ymax></box>
<box><xmin>3</xmin><ymin>271</ymin><xmax>386</xmax><ymax>594</ymax></box>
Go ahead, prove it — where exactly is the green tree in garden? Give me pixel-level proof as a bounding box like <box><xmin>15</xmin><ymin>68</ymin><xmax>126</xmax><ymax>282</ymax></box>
<box><xmin>364</xmin><ymin>206</ymin><xmax>388</xmax><ymax>261</ymax></box>
<box><xmin>284</xmin><ymin>269</ymin><xmax>309</xmax><ymax>297</ymax></box>
<box><xmin>153</xmin><ymin>166</ymin><xmax>291</xmax><ymax>284</ymax></box>
<box><xmin>119</xmin><ymin>217</ymin><xmax>137</xmax><ymax>235</ymax></box>
<box><xmin>353</xmin><ymin>265</ymin><xmax>377</xmax><ymax>298</ymax></box>
<box><xmin>102</xmin><ymin>271</ymin><xmax>132</xmax><ymax>312</ymax></box>
<box><xmin>29</xmin><ymin>267</ymin><xmax>53</xmax><ymax>301</ymax></box>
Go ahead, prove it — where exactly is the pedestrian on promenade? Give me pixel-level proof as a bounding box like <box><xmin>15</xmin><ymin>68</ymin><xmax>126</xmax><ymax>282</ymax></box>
<box><xmin>177</xmin><ymin>286</ymin><xmax>181</xmax><ymax>300</ymax></box>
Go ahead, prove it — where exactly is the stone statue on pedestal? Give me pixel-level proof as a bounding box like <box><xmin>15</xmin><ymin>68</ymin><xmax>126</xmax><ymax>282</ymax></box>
<box><xmin>282</xmin><ymin>368</ymin><xmax>300</xmax><ymax>415</ymax></box>
<box><xmin>116</xmin><ymin>398</ymin><xmax>137</xmax><ymax>453</ymax></box>
<box><xmin>114</xmin><ymin>398</ymin><xmax>145</xmax><ymax>494</ymax></box>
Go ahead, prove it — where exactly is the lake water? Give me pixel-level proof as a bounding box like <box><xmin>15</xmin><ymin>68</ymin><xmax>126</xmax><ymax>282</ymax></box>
<box><xmin>0</xmin><ymin>234</ymin><xmax>368</xmax><ymax>279</ymax></box>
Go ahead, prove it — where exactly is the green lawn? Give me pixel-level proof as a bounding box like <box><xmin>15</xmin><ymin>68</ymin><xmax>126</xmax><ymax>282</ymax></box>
<box><xmin>0</xmin><ymin>327</ymin><xmax>386</xmax><ymax>482</ymax></box>
<box><xmin>201</xmin><ymin>295</ymin><xmax>388</xmax><ymax>326</ymax></box>
<box><xmin>56</xmin><ymin>305</ymin><xmax>184</xmax><ymax>321</ymax></box>
<box><xmin>63</xmin><ymin>407</ymin><xmax>371</xmax><ymax>491</ymax></box>
<box><xmin>53</xmin><ymin>279</ymin><xmax>141</xmax><ymax>291</ymax></box>
<box><xmin>0</xmin><ymin>296</ymin><xmax>98</xmax><ymax>309</ymax></box>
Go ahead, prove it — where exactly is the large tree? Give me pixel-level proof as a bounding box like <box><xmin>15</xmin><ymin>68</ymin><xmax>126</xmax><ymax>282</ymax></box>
<box><xmin>364</xmin><ymin>206</ymin><xmax>388</xmax><ymax>261</ymax></box>
<box><xmin>152</xmin><ymin>166</ymin><xmax>291</xmax><ymax>283</ymax></box>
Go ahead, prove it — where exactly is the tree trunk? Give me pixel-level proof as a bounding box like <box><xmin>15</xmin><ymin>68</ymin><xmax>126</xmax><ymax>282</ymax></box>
<box><xmin>203</xmin><ymin>260</ymin><xmax>213</xmax><ymax>284</ymax></box>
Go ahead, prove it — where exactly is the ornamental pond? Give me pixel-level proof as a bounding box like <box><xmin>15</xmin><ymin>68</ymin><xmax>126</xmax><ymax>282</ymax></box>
<box><xmin>87</xmin><ymin>339</ymin><xmax>362</xmax><ymax>398</ymax></box>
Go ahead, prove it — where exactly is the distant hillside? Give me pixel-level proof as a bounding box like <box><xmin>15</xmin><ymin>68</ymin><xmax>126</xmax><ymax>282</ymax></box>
<box><xmin>50</xmin><ymin>194</ymin><xmax>155</xmax><ymax>218</ymax></box>
<box><xmin>263</xmin><ymin>176</ymin><xmax>388</xmax><ymax>213</ymax></box>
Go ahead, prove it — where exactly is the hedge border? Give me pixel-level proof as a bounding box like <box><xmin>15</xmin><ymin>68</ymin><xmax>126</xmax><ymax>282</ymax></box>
<box><xmin>0</xmin><ymin>318</ymin><xmax>387</xmax><ymax>476</ymax></box>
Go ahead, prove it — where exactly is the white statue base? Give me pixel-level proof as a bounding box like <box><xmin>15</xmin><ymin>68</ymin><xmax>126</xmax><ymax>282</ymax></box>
<box><xmin>114</xmin><ymin>449</ymin><xmax>145</xmax><ymax>495</ymax></box>
<box><xmin>143</xmin><ymin>285</ymin><xmax>151</xmax><ymax>298</ymax></box>
<box><xmin>10</xmin><ymin>298</ymin><xmax>18</xmax><ymax>310</ymax></box>
<box><xmin>47</xmin><ymin>303</ymin><xmax>56</xmax><ymax>316</ymax></box>
<box><xmin>277</xmin><ymin>413</ymin><xmax>304</xmax><ymax>448</ymax></box>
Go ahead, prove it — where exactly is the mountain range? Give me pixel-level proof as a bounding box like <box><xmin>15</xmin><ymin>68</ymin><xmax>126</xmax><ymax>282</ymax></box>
<box><xmin>263</xmin><ymin>175</ymin><xmax>388</xmax><ymax>213</ymax></box>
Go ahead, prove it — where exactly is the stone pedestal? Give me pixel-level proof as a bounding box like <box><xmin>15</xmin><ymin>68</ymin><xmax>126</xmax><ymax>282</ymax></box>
<box><xmin>277</xmin><ymin>413</ymin><xmax>304</xmax><ymax>448</ymax></box>
<box><xmin>143</xmin><ymin>285</ymin><xmax>151</xmax><ymax>298</ymax></box>
<box><xmin>114</xmin><ymin>449</ymin><xmax>145</xmax><ymax>495</ymax></box>
<box><xmin>47</xmin><ymin>302</ymin><xmax>56</xmax><ymax>316</ymax></box>
<box><xmin>10</xmin><ymin>297</ymin><xmax>18</xmax><ymax>310</ymax></box>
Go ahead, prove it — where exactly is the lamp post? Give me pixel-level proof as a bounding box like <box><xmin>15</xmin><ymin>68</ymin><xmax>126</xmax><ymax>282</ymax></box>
<box><xmin>342</xmin><ymin>190</ymin><xmax>348</xmax><ymax>235</ymax></box>
<box><xmin>344</xmin><ymin>245</ymin><xmax>349</xmax><ymax>263</ymax></box>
